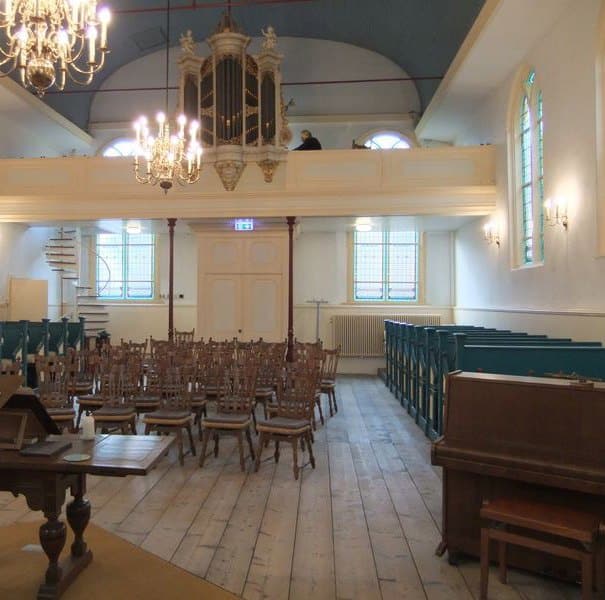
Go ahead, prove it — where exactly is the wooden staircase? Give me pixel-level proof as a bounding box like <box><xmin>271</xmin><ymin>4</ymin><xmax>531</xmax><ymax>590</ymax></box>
<box><xmin>45</xmin><ymin>228</ymin><xmax>110</xmax><ymax>340</ymax></box>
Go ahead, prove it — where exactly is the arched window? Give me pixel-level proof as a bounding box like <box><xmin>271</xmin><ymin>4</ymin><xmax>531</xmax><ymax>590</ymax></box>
<box><xmin>361</xmin><ymin>131</ymin><xmax>412</xmax><ymax>150</ymax></box>
<box><xmin>102</xmin><ymin>138</ymin><xmax>137</xmax><ymax>157</ymax></box>
<box><xmin>512</xmin><ymin>69</ymin><xmax>544</xmax><ymax>265</ymax></box>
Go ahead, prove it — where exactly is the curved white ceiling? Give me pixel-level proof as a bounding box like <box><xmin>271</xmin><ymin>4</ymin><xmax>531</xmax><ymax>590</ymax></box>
<box><xmin>90</xmin><ymin>37</ymin><xmax>420</xmax><ymax>125</ymax></box>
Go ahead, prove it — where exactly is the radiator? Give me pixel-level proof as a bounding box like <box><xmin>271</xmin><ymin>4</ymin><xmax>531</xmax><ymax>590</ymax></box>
<box><xmin>332</xmin><ymin>314</ymin><xmax>441</xmax><ymax>357</ymax></box>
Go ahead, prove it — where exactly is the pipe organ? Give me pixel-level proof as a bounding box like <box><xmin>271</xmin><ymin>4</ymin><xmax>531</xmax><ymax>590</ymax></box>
<box><xmin>178</xmin><ymin>14</ymin><xmax>290</xmax><ymax>191</ymax></box>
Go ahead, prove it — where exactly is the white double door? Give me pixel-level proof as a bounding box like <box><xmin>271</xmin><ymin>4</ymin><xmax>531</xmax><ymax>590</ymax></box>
<box><xmin>197</xmin><ymin>232</ymin><xmax>287</xmax><ymax>342</ymax></box>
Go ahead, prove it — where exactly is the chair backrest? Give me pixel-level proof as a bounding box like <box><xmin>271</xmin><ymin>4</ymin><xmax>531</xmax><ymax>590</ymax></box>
<box><xmin>160</xmin><ymin>366</ymin><xmax>191</xmax><ymax>410</ymax></box>
<box><xmin>275</xmin><ymin>364</ymin><xmax>317</xmax><ymax>421</ymax></box>
<box><xmin>98</xmin><ymin>365</ymin><xmax>124</xmax><ymax>405</ymax></box>
<box><xmin>321</xmin><ymin>346</ymin><xmax>341</xmax><ymax>381</ymax></box>
<box><xmin>38</xmin><ymin>362</ymin><xmax>69</xmax><ymax>408</ymax></box>
<box><xmin>216</xmin><ymin>362</ymin><xmax>258</xmax><ymax>414</ymax></box>
<box><xmin>174</xmin><ymin>329</ymin><xmax>195</xmax><ymax>344</ymax></box>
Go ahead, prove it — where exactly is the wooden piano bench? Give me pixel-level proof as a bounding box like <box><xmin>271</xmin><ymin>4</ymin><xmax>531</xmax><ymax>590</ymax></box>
<box><xmin>479</xmin><ymin>498</ymin><xmax>605</xmax><ymax>600</ymax></box>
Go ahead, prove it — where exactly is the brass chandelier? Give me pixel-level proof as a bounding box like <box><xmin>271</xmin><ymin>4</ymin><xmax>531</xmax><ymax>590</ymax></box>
<box><xmin>0</xmin><ymin>0</ymin><xmax>111</xmax><ymax>97</ymax></box>
<box><xmin>132</xmin><ymin>0</ymin><xmax>201</xmax><ymax>192</ymax></box>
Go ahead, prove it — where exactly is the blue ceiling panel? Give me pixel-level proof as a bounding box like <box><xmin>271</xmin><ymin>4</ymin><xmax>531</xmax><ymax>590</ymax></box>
<box><xmin>39</xmin><ymin>0</ymin><xmax>485</xmax><ymax>130</ymax></box>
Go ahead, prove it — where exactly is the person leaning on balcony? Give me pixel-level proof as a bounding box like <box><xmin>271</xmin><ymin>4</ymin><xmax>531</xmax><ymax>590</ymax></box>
<box><xmin>294</xmin><ymin>129</ymin><xmax>322</xmax><ymax>150</ymax></box>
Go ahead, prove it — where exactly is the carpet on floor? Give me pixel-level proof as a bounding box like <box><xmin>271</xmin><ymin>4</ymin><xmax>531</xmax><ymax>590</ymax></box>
<box><xmin>0</xmin><ymin>521</ymin><xmax>238</xmax><ymax>599</ymax></box>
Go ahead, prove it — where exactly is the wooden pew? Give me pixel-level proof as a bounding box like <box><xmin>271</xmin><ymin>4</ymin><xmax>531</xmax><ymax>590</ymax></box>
<box><xmin>48</xmin><ymin>317</ymin><xmax>70</xmax><ymax>355</ymax></box>
<box><xmin>384</xmin><ymin>321</ymin><xmax>605</xmax><ymax>440</ymax></box>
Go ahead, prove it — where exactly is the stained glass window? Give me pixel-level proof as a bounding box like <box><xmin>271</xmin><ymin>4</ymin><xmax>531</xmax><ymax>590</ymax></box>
<box><xmin>353</xmin><ymin>231</ymin><xmax>419</xmax><ymax>301</ymax></box>
<box><xmin>96</xmin><ymin>233</ymin><xmax>155</xmax><ymax>299</ymax></box>
<box><xmin>516</xmin><ymin>70</ymin><xmax>544</xmax><ymax>265</ymax></box>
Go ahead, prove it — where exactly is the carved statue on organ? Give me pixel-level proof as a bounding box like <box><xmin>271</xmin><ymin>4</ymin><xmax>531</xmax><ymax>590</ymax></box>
<box><xmin>177</xmin><ymin>14</ymin><xmax>290</xmax><ymax>191</ymax></box>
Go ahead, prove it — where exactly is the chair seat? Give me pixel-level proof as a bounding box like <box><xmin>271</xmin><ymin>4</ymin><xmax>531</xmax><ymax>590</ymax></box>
<box><xmin>94</xmin><ymin>406</ymin><xmax>136</xmax><ymax>420</ymax></box>
<box><xmin>191</xmin><ymin>395</ymin><xmax>207</xmax><ymax>406</ymax></box>
<box><xmin>77</xmin><ymin>395</ymin><xmax>104</xmax><ymax>406</ymax></box>
<box><xmin>143</xmin><ymin>409</ymin><xmax>192</xmax><ymax>425</ymax></box>
<box><xmin>257</xmin><ymin>417</ymin><xmax>310</xmax><ymax>433</ymax></box>
<box><xmin>134</xmin><ymin>395</ymin><xmax>161</xmax><ymax>406</ymax></box>
<box><xmin>71</xmin><ymin>381</ymin><xmax>94</xmax><ymax>391</ymax></box>
<box><xmin>203</xmin><ymin>413</ymin><xmax>251</xmax><ymax>429</ymax></box>
<box><xmin>255</xmin><ymin>387</ymin><xmax>274</xmax><ymax>399</ymax></box>
<box><xmin>47</xmin><ymin>407</ymin><xmax>76</xmax><ymax>418</ymax></box>
<box><xmin>256</xmin><ymin>417</ymin><xmax>310</xmax><ymax>433</ymax></box>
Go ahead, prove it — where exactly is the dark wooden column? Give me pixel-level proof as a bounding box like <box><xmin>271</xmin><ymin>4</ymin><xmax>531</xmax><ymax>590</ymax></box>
<box><xmin>286</xmin><ymin>216</ymin><xmax>296</xmax><ymax>362</ymax></box>
<box><xmin>168</xmin><ymin>218</ymin><xmax>177</xmax><ymax>342</ymax></box>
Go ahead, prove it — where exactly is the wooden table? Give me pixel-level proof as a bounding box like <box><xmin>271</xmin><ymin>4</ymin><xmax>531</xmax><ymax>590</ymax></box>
<box><xmin>0</xmin><ymin>434</ymin><xmax>175</xmax><ymax>599</ymax></box>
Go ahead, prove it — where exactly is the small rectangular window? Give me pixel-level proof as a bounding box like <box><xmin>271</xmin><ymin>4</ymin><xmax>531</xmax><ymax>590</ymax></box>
<box><xmin>353</xmin><ymin>231</ymin><xmax>419</xmax><ymax>302</ymax></box>
<box><xmin>96</xmin><ymin>233</ymin><xmax>155</xmax><ymax>300</ymax></box>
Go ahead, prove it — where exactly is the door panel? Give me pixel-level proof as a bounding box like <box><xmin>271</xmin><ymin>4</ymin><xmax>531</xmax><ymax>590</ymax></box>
<box><xmin>203</xmin><ymin>275</ymin><xmax>242</xmax><ymax>340</ymax></box>
<box><xmin>243</xmin><ymin>274</ymin><xmax>284</xmax><ymax>341</ymax></box>
<box><xmin>244</xmin><ymin>237</ymin><xmax>285</xmax><ymax>273</ymax></box>
<box><xmin>201</xmin><ymin>237</ymin><xmax>244</xmax><ymax>273</ymax></box>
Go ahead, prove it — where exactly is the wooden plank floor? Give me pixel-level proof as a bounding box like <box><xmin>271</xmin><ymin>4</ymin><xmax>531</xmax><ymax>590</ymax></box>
<box><xmin>0</xmin><ymin>376</ymin><xmax>583</xmax><ymax>599</ymax></box>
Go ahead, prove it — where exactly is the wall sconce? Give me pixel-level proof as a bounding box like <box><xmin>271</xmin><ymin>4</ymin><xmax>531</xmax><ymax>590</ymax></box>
<box><xmin>544</xmin><ymin>198</ymin><xmax>568</xmax><ymax>229</ymax></box>
<box><xmin>483</xmin><ymin>221</ymin><xmax>500</xmax><ymax>247</ymax></box>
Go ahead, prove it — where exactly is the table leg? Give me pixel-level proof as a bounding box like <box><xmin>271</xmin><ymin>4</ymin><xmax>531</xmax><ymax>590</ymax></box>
<box><xmin>66</xmin><ymin>475</ymin><xmax>90</xmax><ymax>558</ymax></box>
<box><xmin>37</xmin><ymin>474</ymin><xmax>93</xmax><ymax>600</ymax></box>
<box><xmin>39</xmin><ymin>511</ymin><xmax>67</xmax><ymax>588</ymax></box>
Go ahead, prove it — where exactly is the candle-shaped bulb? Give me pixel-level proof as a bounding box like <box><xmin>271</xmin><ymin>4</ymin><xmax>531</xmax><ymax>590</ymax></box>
<box><xmin>98</xmin><ymin>6</ymin><xmax>110</xmax><ymax>47</ymax></box>
<box><xmin>87</xmin><ymin>25</ymin><xmax>97</xmax><ymax>63</ymax></box>
<box><xmin>16</xmin><ymin>25</ymin><xmax>28</xmax><ymax>46</ymax></box>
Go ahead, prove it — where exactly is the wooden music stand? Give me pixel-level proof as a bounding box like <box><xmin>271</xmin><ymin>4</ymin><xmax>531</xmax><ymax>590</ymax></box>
<box><xmin>0</xmin><ymin>375</ymin><xmax>60</xmax><ymax>450</ymax></box>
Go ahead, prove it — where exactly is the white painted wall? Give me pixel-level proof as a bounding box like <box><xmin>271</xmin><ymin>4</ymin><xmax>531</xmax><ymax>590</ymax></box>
<box><xmin>292</xmin><ymin>230</ymin><xmax>454</xmax><ymax>372</ymax></box>
<box><xmin>0</xmin><ymin>224</ymin><xmax>61</xmax><ymax>319</ymax></box>
<box><xmin>452</xmin><ymin>0</ymin><xmax>605</xmax><ymax>340</ymax></box>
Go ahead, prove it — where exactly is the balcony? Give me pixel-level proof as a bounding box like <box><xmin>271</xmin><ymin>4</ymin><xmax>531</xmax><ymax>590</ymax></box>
<box><xmin>0</xmin><ymin>146</ymin><xmax>496</xmax><ymax>221</ymax></box>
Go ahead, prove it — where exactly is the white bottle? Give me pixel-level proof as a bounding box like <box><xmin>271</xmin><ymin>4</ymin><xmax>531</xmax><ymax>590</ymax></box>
<box><xmin>81</xmin><ymin>415</ymin><xmax>96</xmax><ymax>441</ymax></box>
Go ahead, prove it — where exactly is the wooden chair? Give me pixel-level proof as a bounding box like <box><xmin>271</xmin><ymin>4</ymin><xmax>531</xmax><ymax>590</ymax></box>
<box><xmin>181</xmin><ymin>360</ymin><xmax>207</xmax><ymax>440</ymax></box>
<box><xmin>253</xmin><ymin>349</ymin><xmax>284</xmax><ymax>427</ymax></box>
<box><xmin>255</xmin><ymin>364</ymin><xmax>316</xmax><ymax>480</ymax></box>
<box><xmin>142</xmin><ymin>366</ymin><xmax>195</xmax><ymax>465</ymax></box>
<box><xmin>480</xmin><ymin>498</ymin><xmax>605</xmax><ymax>600</ymax></box>
<box><xmin>174</xmin><ymin>329</ymin><xmax>195</xmax><ymax>345</ymax></box>
<box><xmin>320</xmin><ymin>346</ymin><xmax>340</xmax><ymax>416</ymax></box>
<box><xmin>37</xmin><ymin>361</ymin><xmax>75</xmax><ymax>432</ymax></box>
<box><xmin>66</xmin><ymin>349</ymin><xmax>99</xmax><ymax>404</ymax></box>
<box><xmin>1</xmin><ymin>358</ymin><xmax>24</xmax><ymax>383</ymax></box>
<box><xmin>132</xmin><ymin>365</ymin><xmax>161</xmax><ymax>416</ymax></box>
<box><xmin>199</xmin><ymin>361</ymin><xmax>257</xmax><ymax>472</ymax></box>
<box><xmin>93</xmin><ymin>367</ymin><xmax>137</xmax><ymax>435</ymax></box>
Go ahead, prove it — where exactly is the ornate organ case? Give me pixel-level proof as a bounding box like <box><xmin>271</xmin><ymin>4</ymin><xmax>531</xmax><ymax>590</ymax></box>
<box><xmin>178</xmin><ymin>15</ymin><xmax>290</xmax><ymax>191</ymax></box>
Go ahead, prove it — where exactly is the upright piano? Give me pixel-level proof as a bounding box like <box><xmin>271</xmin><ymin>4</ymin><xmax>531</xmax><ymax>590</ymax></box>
<box><xmin>432</xmin><ymin>371</ymin><xmax>605</xmax><ymax>582</ymax></box>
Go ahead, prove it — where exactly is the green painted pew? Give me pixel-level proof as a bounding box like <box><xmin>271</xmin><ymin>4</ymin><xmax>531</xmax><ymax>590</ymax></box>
<box><xmin>66</xmin><ymin>317</ymin><xmax>86</xmax><ymax>350</ymax></box>
<box><xmin>384</xmin><ymin>321</ymin><xmax>605</xmax><ymax>441</ymax></box>
<box><xmin>48</xmin><ymin>318</ymin><xmax>69</xmax><ymax>355</ymax></box>
<box><xmin>0</xmin><ymin>320</ymin><xmax>28</xmax><ymax>361</ymax></box>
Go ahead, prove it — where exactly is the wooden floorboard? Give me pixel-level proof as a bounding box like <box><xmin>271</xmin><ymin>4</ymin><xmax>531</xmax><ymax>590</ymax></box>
<box><xmin>0</xmin><ymin>376</ymin><xmax>582</xmax><ymax>600</ymax></box>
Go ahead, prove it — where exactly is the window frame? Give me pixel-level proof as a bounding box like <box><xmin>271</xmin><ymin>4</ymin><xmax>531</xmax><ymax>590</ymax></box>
<box><xmin>347</xmin><ymin>230</ymin><xmax>424</xmax><ymax>304</ymax></box>
<box><xmin>509</xmin><ymin>67</ymin><xmax>545</xmax><ymax>268</ymax></box>
<box><xmin>356</xmin><ymin>129</ymin><xmax>415</xmax><ymax>150</ymax></box>
<box><xmin>100</xmin><ymin>137</ymin><xmax>137</xmax><ymax>158</ymax></box>
<box><xmin>94</xmin><ymin>232</ymin><xmax>158</xmax><ymax>302</ymax></box>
